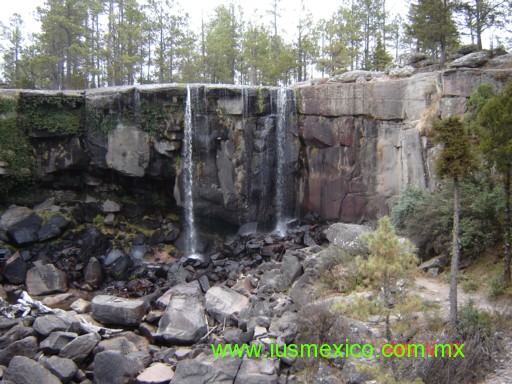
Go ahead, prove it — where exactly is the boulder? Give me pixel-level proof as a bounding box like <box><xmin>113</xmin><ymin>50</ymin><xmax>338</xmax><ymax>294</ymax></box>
<box><xmin>33</xmin><ymin>314</ymin><xmax>80</xmax><ymax>336</ymax></box>
<box><xmin>79</xmin><ymin>228</ymin><xmax>110</xmax><ymax>260</ymax></box>
<box><xmin>205</xmin><ymin>286</ymin><xmax>249</xmax><ymax>325</ymax></box>
<box><xmin>40</xmin><ymin>355</ymin><xmax>78</xmax><ymax>383</ymax></box>
<box><xmin>172</xmin><ymin>356</ymin><xmax>242</xmax><ymax>384</ymax></box>
<box><xmin>91</xmin><ymin>295</ymin><xmax>147</xmax><ymax>326</ymax></box>
<box><xmin>0</xmin><ymin>325</ymin><xmax>34</xmax><ymax>349</ymax></box>
<box><xmin>42</xmin><ymin>293</ymin><xmax>77</xmax><ymax>310</ymax></box>
<box><xmin>156</xmin><ymin>295</ymin><xmax>207</xmax><ymax>344</ymax></box>
<box><xmin>106</xmin><ymin>125</ymin><xmax>150</xmax><ymax>177</ymax></box>
<box><xmin>37</xmin><ymin>223</ymin><xmax>62</xmax><ymax>242</ymax></box>
<box><xmin>156</xmin><ymin>281</ymin><xmax>202</xmax><ymax>308</ymax></box>
<box><xmin>136</xmin><ymin>363</ymin><xmax>174</xmax><ymax>384</ymax></box>
<box><xmin>325</xmin><ymin>223</ymin><xmax>370</xmax><ymax>253</ymax></box>
<box><xmin>59</xmin><ymin>332</ymin><xmax>101</xmax><ymax>363</ymax></box>
<box><xmin>104</xmin><ymin>249</ymin><xmax>132</xmax><ymax>280</ymax></box>
<box><xmin>2</xmin><ymin>252</ymin><xmax>27</xmax><ymax>284</ymax></box>
<box><xmin>4</xmin><ymin>356</ymin><xmax>61</xmax><ymax>384</ymax></box>
<box><xmin>93</xmin><ymin>350</ymin><xmax>144</xmax><ymax>384</ymax></box>
<box><xmin>25</xmin><ymin>264</ymin><xmax>68</xmax><ymax>296</ymax></box>
<box><xmin>0</xmin><ymin>336</ymin><xmax>38</xmax><ymax>365</ymax></box>
<box><xmin>102</xmin><ymin>199</ymin><xmax>122</xmax><ymax>213</ymax></box>
<box><xmin>40</xmin><ymin>331</ymin><xmax>78</xmax><ymax>354</ymax></box>
<box><xmin>0</xmin><ymin>206</ymin><xmax>32</xmax><ymax>231</ymax></box>
<box><xmin>84</xmin><ymin>257</ymin><xmax>104</xmax><ymax>288</ymax></box>
<box><xmin>7</xmin><ymin>215</ymin><xmax>43</xmax><ymax>245</ymax></box>
<box><xmin>234</xmin><ymin>358</ymin><xmax>278</xmax><ymax>384</ymax></box>
<box><xmin>449</xmin><ymin>51</ymin><xmax>490</xmax><ymax>68</ymax></box>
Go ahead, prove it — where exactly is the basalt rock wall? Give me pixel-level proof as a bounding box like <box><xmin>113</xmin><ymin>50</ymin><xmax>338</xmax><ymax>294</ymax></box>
<box><xmin>0</xmin><ymin>85</ymin><xmax>299</xmax><ymax>227</ymax></box>
<box><xmin>1</xmin><ymin>61</ymin><xmax>512</xmax><ymax>225</ymax></box>
<box><xmin>297</xmin><ymin>65</ymin><xmax>512</xmax><ymax>222</ymax></box>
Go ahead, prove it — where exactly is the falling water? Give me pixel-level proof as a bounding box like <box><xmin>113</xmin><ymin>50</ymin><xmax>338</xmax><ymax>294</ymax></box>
<box><xmin>183</xmin><ymin>85</ymin><xmax>197</xmax><ymax>254</ymax></box>
<box><xmin>275</xmin><ymin>87</ymin><xmax>288</xmax><ymax>235</ymax></box>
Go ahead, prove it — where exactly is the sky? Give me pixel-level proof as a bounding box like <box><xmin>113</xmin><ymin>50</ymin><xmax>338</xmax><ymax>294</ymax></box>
<box><xmin>0</xmin><ymin>0</ymin><xmax>409</xmax><ymax>38</ymax></box>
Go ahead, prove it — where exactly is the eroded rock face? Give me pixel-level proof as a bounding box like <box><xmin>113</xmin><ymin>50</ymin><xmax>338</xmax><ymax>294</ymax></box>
<box><xmin>2</xmin><ymin>59</ymin><xmax>512</xmax><ymax>225</ymax></box>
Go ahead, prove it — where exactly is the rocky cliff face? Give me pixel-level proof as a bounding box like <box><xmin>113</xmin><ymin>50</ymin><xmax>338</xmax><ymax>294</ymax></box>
<box><xmin>1</xmin><ymin>54</ymin><xmax>511</xmax><ymax>226</ymax></box>
<box><xmin>297</xmin><ymin>63</ymin><xmax>512</xmax><ymax>222</ymax></box>
<box><xmin>0</xmin><ymin>85</ymin><xmax>299</xmax><ymax>228</ymax></box>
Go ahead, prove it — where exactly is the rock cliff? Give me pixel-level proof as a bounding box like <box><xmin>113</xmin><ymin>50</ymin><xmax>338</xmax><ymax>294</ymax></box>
<box><xmin>1</xmin><ymin>54</ymin><xmax>512</xmax><ymax>225</ymax></box>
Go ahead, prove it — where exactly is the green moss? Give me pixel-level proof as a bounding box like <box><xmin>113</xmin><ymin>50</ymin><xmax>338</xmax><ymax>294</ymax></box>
<box><xmin>18</xmin><ymin>95</ymin><xmax>85</xmax><ymax>135</ymax></box>
<box><xmin>0</xmin><ymin>116</ymin><xmax>36</xmax><ymax>202</ymax></box>
<box><xmin>0</xmin><ymin>97</ymin><xmax>18</xmax><ymax>115</ymax></box>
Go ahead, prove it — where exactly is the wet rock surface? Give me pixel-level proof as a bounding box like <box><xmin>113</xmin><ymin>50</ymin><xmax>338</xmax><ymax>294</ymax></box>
<box><xmin>0</xmin><ymin>204</ymin><xmax>356</xmax><ymax>383</ymax></box>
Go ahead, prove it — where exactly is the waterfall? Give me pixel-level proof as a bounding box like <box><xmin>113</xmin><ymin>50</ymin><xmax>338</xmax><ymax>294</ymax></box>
<box><xmin>275</xmin><ymin>87</ymin><xmax>288</xmax><ymax>235</ymax></box>
<box><xmin>183</xmin><ymin>85</ymin><xmax>197</xmax><ymax>254</ymax></box>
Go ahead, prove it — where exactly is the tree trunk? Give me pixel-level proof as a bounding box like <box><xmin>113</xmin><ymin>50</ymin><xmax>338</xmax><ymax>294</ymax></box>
<box><xmin>505</xmin><ymin>166</ymin><xmax>511</xmax><ymax>282</ymax></box>
<box><xmin>450</xmin><ymin>176</ymin><xmax>460</xmax><ymax>331</ymax></box>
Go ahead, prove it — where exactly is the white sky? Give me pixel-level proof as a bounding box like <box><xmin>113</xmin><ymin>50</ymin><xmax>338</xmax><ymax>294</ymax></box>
<box><xmin>0</xmin><ymin>0</ymin><xmax>409</xmax><ymax>38</ymax></box>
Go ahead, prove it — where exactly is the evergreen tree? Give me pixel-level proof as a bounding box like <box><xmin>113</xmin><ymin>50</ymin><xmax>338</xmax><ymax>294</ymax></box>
<box><xmin>36</xmin><ymin>0</ymin><xmax>89</xmax><ymax>89</ymax></box>
<box><xmin>352</xmin><ymin>216</ymin><xmax>420</xmax><ymax>341</ymax></box>
<box><xmin>294</xmin><ymin>3</ymin><xmax>318</xmax><ymax>82</ymax></box>
<box><xmin>455</xmin><ymin>0</ymin><xmax>509</xmax><ymax>50</ymax></box>
<box><xmin>433</xmin><ymin>116</ymin><xmax>478</xmax><ymax>330</ymax></box>
<box><xmin>407</xmin><ymin>0</ymin><xmax>459</xmax><ymax>64</ymax></box>
<box><xmin>472</xmin><ymin>82</ymin><xmax>512</xmax><ymax>283</ymax></box>
<box><xmin>146</xmin><ymin>0</ymin><xmax>194</xmax><ymax>83</ymax></box>
<box><xmin>370</xmin><ymin>35</ymin><xmax>392</xmax><ymax>70</ymax></box>
<box><xmin>204</xmin><ymin>4</ymin><xmax>240</xmax><ymax>84</ymax></box>
<box><xmin>1</xmin><ymin>14</ymin><xmax>25</xmax><ymax>87</ymax></box>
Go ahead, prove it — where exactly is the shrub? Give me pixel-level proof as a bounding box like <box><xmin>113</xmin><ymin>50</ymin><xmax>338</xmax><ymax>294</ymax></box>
<box><xmin>489</xmin><ymin>276</ymin><xmax>507</xmax><ymax>297</ymax></box>
<box><xmin>413</xmin><ymin>300</ymin><xmax>499</xmax><ymax>384</ymax></box>
<box><xmin>391</xmin><ymin>172</ymin><xmax>504</xmax><ymax>260</ymax></box>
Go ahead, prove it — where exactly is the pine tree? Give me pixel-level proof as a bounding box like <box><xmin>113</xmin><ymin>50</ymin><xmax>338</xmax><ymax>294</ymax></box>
<box><xmin>407</xmin><ymin>0</ymin><xmax>459</xmax><ymax>64</ymax></box>
<box><xmin>1</xmin><ymin>14</ymin><xmax>25</xmax><ymax>87</ymax></box>
<box><xmin>353</xmin><ymin>216</ymin><xmax>420</xmax><ymax>341</ymax></box>
<box><xmin>473</xmin><ymin>82</ymin><xmax>512</xmax><ymax>283</ymax></box>
<box><xmin>433</xmin><ymin>116</ymin><xmax>478</xmax><ymax>330</ymax></box>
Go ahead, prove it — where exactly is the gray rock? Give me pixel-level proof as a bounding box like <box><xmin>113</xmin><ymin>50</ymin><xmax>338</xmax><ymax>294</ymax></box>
<box><xmin>102</xmin><ymin>199</ymin><xmax>121</xmax><ymax>213</ymax></box>
<box><xmin>172</xmin><ymin>356</ymin><xmax>242</xmax><ymax>384</ymax></box>
<box><xmin>40</xmin><ymin>331</ymin><xmax>78</xmax><ymax>354</ymax></box>
<box><xmin>2</xmin><ymin>252</ymin><xmax>27</xmax><ymax>284</ymax></box>
<box><xmin>156</xmin><ymin>281</ymin><xmax>202</xmax><ymax>308</ymax></box>
<box><xmin>237</xmin><ymin>222</ymin><xmax>259</xmax><ymax>236</ymax></box>
<box><xmin>33</xmin><ymin>314</ymin><xmax>80</xmax><ymax>336</ymax></box>
<box><xmin>0</xmin><ymin>336</ymin><xmax>38</xmax><ymax>365</ymax></box>
<box><xmin>93</xmin><ymin>350</ymin><xmax>144</xmax><ymax>384</ymax></box>
<box><xmin>449</xmin><ymin>51</ymin><xmax>490</xmax><ymax>68</ymax></box>
<box><xmin>36</xmin><ymin>224</ymin><xmax>62</xmax><ymax>242</ymax></box>
<box><xmin>7</xmin><ymin>215</ymin><xmax>43</xmax><ymax>245</ymax></box>
<box><xmin>388</xmin><ymin>65</ymin><xmax>415</xmax><ymax>77</ymax></box>
<box><xmin>234</xmin><ymin>358</ymin><xmax>278</xmax><ymax>384</ymax></box>
<box><xmin>269</xmin><ymin>312</ymin><xmax>299</xmax><ymax>344</ymax></box>
<box><xmin>136</xmin><ymin>363</ymin><xmax>174</xmax><ymax>384</ymax></box>
<box><xmin>40</xmin><ymin>355</ymin><xmax>78</xmax><ymax>383</ymax></box>
<box><xmin>49</xmin><ymin>215</ymin><xmax>69</xmax><ymax>230</ymax></box>
<box><xmin>84</xmin><ymin>257</ymin><xmax>104</xmax><ymax>288</ymax></box>
<box><xmin>25</xmin><ymin>264</ymin><xmax>68</xmax><ymax>296</ymax></box>
<box><xmin>130</xmin><ymin>245</ymin><xmax>149</xmax><ymax>266</ymax></box>
<box><xmin>0</xmin><ymin>206</ymin><xmax>32</xmax><ymax>232</ymax></box>
<box><xmin>325</xmin><ymin>223</ymin><xmax>370</xmax><ymax>253</ymax></box>
<box><xmin>399</xmin><ymin>52</ymin><xmax>427</xmax><ymax>66</ymax></box>
<box><xmin>0</xmin><ymin>325</ymin><xmax>34</xmax><ymax>349</ymax></box>
<box><xmin>281</xmin><ymin>253</ymin><xmax>303</xmax><ymax>287</ymax></box>
<box><xmin>104</xmin><ymin>249</ymin><xmax>132</xmax><ymax>280</ymax></box>
<box><xmin>205</xmin><ymin>286</ymin><xmax>249</xmax><ymax>325</ymax></box>
<box><xmin>96</xmin><ymin>336</ymin><xmax>138</xmax><ymax>354</ymax></box>
<box><xmin>59</xmin><ymin>332</ymin><xmax>101</xmax><ymax>363</ymax></box>
<box><xmin>106</xmin><ymin>125</ymin><xmax>150</xmax><ymax>177</ymax></box>
<box><xmin>156</xmin><ymin>295</ymin><xmax>207</xmax><ymax>345</ymax></box>
<box><xmin>4</xmin><ymin>356</ymin><xmax>60</xmax><ymax>384</ymax></box>
<box><xmin>91</xmin><ymin>295</ymin><xmax>147</xmax><ymax>326</ymax></box>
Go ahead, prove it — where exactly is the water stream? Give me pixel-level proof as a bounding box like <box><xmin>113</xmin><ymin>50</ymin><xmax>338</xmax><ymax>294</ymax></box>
<box><xmin>183</xmin><ymin>85</ymin><xmax>197</xmax><ymax>254</ymax></box>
